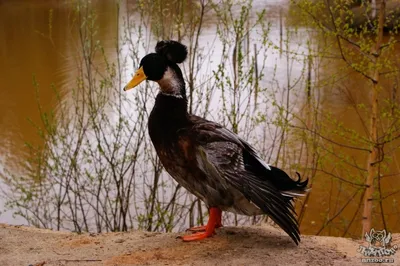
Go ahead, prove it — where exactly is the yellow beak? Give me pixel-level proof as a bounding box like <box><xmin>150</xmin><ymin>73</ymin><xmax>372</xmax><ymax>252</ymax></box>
<box><xmin>123</xmin><ymin>67</ymin><xmax>147</xmax><ymax>91</ymax></box>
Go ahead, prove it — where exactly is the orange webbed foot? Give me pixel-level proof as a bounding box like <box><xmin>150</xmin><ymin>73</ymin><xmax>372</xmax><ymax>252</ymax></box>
<box><xmin>180</xmin><ymin>231</ymin><xmax>215</xmax><ymax>241</ymax></box>
<box><xmin>186</xmin><ymin>224</ymin><xmax>222</xmax><ymax>233</ymax></box>
<box><xmin>186</xmin><ymin>225</ymin><xmax>207</xmax><ymax>232</ymax></box>
<box><xmin>179</xmin><ymin>207</ymin><xmax>222</xmax><ymax>242</ymax></box>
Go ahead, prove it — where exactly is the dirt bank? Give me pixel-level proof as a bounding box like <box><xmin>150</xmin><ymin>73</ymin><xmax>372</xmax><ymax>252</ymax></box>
<box><xmin>0</xmin><ymin>223</ymin><xmax>398</xmax><ymax>266</ymax></box>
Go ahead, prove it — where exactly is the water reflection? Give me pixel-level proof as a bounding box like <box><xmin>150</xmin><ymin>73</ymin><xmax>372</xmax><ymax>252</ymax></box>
<box><xmin>0</xmin><ymin>1</ymin><xmax>117</xmax><ymax>170</ymax></box>
<box><xmin>0</xmin><ymin>0</ymin><xmax>303</xmax><ymax>165</ymax></box>
<box><xmin>0</xmin><ymin>0</ymin><xmax>120</xmax><ymax>225</ymax></box>
<box><xmin>1</xmin><ymin>0</ymin><xmax>304</xmax><ymax>227</ymax></box>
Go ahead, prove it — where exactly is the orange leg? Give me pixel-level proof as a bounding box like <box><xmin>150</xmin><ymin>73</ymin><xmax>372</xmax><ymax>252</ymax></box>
<box><xmin>180</xmin><ymin>208</ymin><xmax>222</xmax><ymax>241</ymax></box>
<box><xmin>186</xmin><ymin>208</ymin><xmax>223</xmax><ymax>232</ymax></box>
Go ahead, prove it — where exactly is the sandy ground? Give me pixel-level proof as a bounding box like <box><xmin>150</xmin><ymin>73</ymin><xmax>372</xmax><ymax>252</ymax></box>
<box><xmin>0</xmin><ymin>223</ymin><xmax>398</xmax><ymax>266</ymax></box>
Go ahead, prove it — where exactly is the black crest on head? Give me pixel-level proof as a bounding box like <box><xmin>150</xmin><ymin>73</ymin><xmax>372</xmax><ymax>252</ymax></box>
<box><xmin>140</xmin><ymin>53</ymin><xmax>167</xmax><ymax>81</ymax></box>
<box><xmin>155</xmin><ymin>40</ymin><xmax>188</xmax><ymax>64</ymax></box>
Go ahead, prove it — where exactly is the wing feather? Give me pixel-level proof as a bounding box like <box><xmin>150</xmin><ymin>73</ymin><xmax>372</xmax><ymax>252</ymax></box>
<box><xmin>196</xmin><ymin>142</ymin><xmax>300</xmax><ymax>244</ymax></box>
<box><xmin>192</xmin><ymin>138</ymin><xmax>298</xmax><ymax>243</ymax></box>
<box><xmin>190</xmin><ymin>115</ymin><xmax>307</xmax><ymax>244</ymax></box>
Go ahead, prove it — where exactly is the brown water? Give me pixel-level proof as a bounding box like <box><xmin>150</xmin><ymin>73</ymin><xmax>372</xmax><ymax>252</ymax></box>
<box><xmin>0</xmin><ymin>0</ymin><xmax>399</xmax><ymax>238</ymax></box>
<box><xmin>297</xmin><ymin>32</ymin><xmax>400</xmax><ymax>237</ymax></box>
<box><xmin>0</xmin><ymin>0</ymin><xmax>120</xmax><ymax>224</ymax></box>
<box><xmin>0</xmin><ymin>0</ymin><xmax>119</xmax><ymax>168</ymax></box>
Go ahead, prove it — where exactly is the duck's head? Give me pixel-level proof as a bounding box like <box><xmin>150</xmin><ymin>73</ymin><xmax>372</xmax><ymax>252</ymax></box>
<box><xmin>124</xmin><ymin>40</ymin><xmax>188</xmax><ymax>97</ymax></box>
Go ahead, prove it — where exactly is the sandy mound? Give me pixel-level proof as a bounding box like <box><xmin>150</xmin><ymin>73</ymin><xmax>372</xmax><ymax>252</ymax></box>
<box><xmin>0</xmin><ymin>223</ymin><xmax>398</xmax><ymax>265</ymax></box>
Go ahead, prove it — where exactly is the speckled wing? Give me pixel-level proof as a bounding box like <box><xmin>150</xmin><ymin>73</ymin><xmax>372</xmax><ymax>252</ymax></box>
<box><xmin>190</xmin><ymin>116</ymin><xmax>301</xmax><ymax>244</ymax></box>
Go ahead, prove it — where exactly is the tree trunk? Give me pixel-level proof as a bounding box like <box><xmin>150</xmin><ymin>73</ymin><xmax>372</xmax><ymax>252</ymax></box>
<box><xmin>361</xmin><ymin>0</ymin><xmax>386</xmax><ymax>236</ymax></box>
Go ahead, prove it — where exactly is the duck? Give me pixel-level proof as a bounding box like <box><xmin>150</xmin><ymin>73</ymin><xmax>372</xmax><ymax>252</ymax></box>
<box><xmin>124</xmin><ymin>40</ymin><xmax>309</xmax><ymax>244</ymax></box>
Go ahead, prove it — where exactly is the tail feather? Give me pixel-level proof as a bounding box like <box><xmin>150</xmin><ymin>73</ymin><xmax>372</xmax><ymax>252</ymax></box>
<box><xmin>278</xmin><ymin>172</ymin><xmax>310</xmax><ymax>197</ymax></box>
<box><xmin>239</xmin><ymin>140</ymin><xmax>310</xmax><ymax>244</ymax></box>
<box><xmin>265</xmin><ymin>167</ymin><xmax>309</xmax><ymax>193</ymax></box>
<box><xmin>227</xmin><ymin>171</ymin><xmax>301</xmax><ymax>244</ymax></box>
<box><xmin>242</xmin><ymin>144</ymin><xmax>309</xmax><ymax>195</ymax></box>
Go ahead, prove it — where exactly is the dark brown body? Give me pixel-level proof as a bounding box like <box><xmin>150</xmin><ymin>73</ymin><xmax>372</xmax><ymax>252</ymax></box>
<box><xmin>148</xmin><ymin>93</ymin><xmax>261</xmax><ymax>214</ymax></box>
